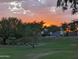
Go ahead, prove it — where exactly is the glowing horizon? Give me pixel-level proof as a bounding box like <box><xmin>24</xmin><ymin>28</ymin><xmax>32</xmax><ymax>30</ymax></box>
<box><xmin>0</xmin><ymin>0</ymin><xmax>78</xmax><ymax>26</ymax></box>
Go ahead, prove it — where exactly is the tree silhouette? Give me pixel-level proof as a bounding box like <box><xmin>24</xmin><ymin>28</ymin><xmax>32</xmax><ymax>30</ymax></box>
<box><xmin>61</xmin><ymin>20</ymin><xmax>78</xmax><ymax>36</ymax></box>
<box><xmin>61</xmin><ymin>23</ymin><xmax>68</xmax><ymax>31</ymax></box>
<box><xmin>69</xmin><ymin>20</ymin><xmax>78</xmax><ymax>31</ymax></box>
<box><xmin>0</xmin><ymin>17</ymin><xmax>44</xmax><ymax>48</ymax></box>
<box><xmin>0</xmin><ymin>17</ymin><xmax>23</xmax><ymax>45</ymax></box>
<box><xmin>57</xmin><ymin>0</ymin><xmax>78</xmax><ymax>14</ymax></box>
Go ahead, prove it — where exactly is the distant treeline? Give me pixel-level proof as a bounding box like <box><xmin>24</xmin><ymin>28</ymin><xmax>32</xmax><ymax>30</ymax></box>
<box><xmin>0</xmin><ymin>17</ymin><xmax>78</xmax><ymax>47</ymax></box>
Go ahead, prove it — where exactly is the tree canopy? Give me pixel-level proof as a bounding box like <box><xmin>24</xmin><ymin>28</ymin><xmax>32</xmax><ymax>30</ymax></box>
<box><xmin>57</xmin><ymin>0</ymin><xmax>78</xmax><ymax>14</ymax></box>
<box><xmin>0</xmin><ymin>17</ymin><xmax>44</xmax><ymax>48</ymax></box>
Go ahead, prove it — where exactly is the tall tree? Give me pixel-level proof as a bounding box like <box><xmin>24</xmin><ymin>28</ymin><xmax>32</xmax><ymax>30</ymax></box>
<box><xmin>0</xmin><ymin>17</ymin><xmax>44</xmax><ymax>47</ymax></box>
<box><xmin>69</xmin><ymin>20</ymin><xmax>78</xmax><ymax>31</ymax></box>
<box><xmin>0</xmin><ymin>17</ymin><xmax>23</xmax><ymax>45</ymax></box>
<box><xmin>61</xmin><ymin>23</ymin><xmax>68</xmax><ymax>31</ymax></box>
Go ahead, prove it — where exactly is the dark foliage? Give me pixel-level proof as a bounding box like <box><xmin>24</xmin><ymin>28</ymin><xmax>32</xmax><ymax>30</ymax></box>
<box><xmin>57</xmin><ymin>0</ymin><xmax>78</xmax><ymax>14</ymax></box>
<box><xmin>0</xmin><ymin>17</ymin><xmax>44</xmax><ymax>48</ymax></box>
<box><xmin>61</xmin><ymin>20</ymin><xmax>78</xmax><ymax>31</ymax></box>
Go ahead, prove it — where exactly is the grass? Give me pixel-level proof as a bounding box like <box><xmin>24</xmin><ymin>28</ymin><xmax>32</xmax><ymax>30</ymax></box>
<box><xmin>0</xmin><ymin>36</ymin><xmax>78</xmax><ymax>59</ymax></box>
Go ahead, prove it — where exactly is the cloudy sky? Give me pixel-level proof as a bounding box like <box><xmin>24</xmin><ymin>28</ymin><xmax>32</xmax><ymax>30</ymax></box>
<box><xmin>0</xmin><ymin>0</ymin><xmax>77</xmax><ymax>26</ymax></box>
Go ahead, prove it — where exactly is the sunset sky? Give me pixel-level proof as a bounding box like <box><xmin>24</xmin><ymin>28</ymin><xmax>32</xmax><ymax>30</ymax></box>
<box><xmin>0</xmin><ymin>0</ymin><xmax>78</xmax><ymax>26</ymax></box>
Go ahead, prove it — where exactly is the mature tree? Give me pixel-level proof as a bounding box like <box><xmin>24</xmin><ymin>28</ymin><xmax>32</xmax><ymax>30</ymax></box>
<box><xmin>61</xmin><ymin>20</ymin><xmax>78</xmax><ymax>32</ymax></box>
<box><xmin>61</xmin><ymin>23</ymin><xmax>68</xmax><ymax>31</ymax></box>
<box><xmin>57</xmin><ymin>0</ymin><xmax>78</xmax><ymax>14</ymax></box>
<box><xmin>0</xmin><ymin>17</ymin><xmax>23</xmax><ymax>45</ymax></box>
<box><xmin>0</xmin><ymin>17</ymin><xmax>44</xmax><ymax>48</ymax></box>
<box><xmin>69</xmin><ymin>20</ymin><xmax>78</xmax><ymax>31</ymax></box>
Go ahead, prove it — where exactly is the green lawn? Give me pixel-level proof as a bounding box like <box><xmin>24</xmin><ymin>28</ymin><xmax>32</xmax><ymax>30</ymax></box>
<box><xmin>0</xmin><ymin>36</ymin><xmax>78</xmax><ymax>59</ymax></box>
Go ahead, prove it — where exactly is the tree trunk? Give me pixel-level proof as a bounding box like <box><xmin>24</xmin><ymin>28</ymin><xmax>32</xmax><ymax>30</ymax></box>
<box><xmin>32</xmin><ymin>43</ymin><xmax>35</xmax><ymax>48</ymax></box>
<box><xmin>3</xmin><ymin>38</ymin><xmax>7</xmax><ymax>45</ymax></box>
